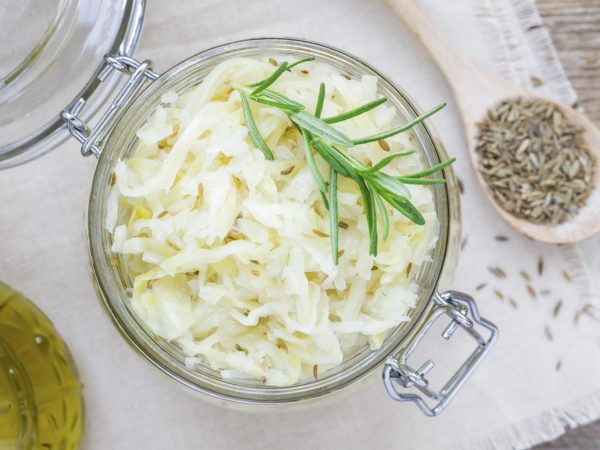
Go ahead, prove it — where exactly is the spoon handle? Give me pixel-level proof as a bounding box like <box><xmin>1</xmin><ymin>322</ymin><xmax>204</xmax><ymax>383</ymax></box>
<box><xmin>384</xmin><ymin>0</ymin><xmax>475</xmax><ymax>82</ymax></box>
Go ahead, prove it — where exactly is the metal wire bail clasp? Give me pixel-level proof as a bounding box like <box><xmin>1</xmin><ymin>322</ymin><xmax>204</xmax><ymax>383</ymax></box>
<box><xmin>61</xmin><ymin>54</ymin><xmax>159</xmax><ymax>158</ymax></box>
<box><xmin>383</xmin><ymin>290</ymin><xmax>498</xmax><ymax>416</ymax></box>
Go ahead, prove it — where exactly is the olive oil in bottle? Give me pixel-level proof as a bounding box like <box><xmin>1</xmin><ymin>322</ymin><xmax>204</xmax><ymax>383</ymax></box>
<box><xmin>0</xmin><ymin>282</ymin><xmax>84</xmax><ymax>450</ymax></box>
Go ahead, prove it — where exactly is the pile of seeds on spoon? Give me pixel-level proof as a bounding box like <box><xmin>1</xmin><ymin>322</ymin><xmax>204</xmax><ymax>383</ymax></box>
<box><xmin>475</xmin><ymin>97</ymin><xmax>595</xmax><ymax>225</ymax></box>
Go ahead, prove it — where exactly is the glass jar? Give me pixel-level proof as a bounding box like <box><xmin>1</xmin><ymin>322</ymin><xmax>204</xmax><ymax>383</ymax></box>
<box><xmin>76</xmin><ymin>38</ymin><xmax>498</xmax><ymax>415</ymax></box>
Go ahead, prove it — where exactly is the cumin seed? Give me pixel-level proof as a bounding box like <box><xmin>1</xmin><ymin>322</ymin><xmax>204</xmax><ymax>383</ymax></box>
<box><xmin>537</xmin><ymin>256</ymin><xmax>544</xmax><ymax>276</ymax></box>
<box><xmin>338</xmin><ymin>249</ymin><xmax>345</xmax><ymax>258</ymax></box>
<box><xmin>494</xmin><ymin>289</ymin><xmax>504</xmax><ymax>300</ymax></box>
<box><xmin>562</xmin><ymin>270</ymin><xmax>572</xmax><ymax>282</ymax></box>
<box><xmin>553</xmin><ymin>300</ymin><xmax>562</xmax><ymax>317</ymax></box>
<box><xmin>457</xmin><ymin>176</ymin><xmax>464</xmax><ymax>194</ymax></box>
<box><xmin>527</xmin><ymin>285</ymin><xmax>537</xmax><ymax>299</ymax></box>
<box><xmin>476</xmin><ymin>283</ymin><xmax>487</xmax><ymax>291</ymax></box>
<box><xmin>313</xmin><ymin>364</ymin><xmax>319</xmax><ymax>378</ymax></box>
<box><xmin>520</xmin><ymin>270</ymin><xmax>531</xmax><ymax>282</ymax></box>
<box><xmin>280</xmin><ymin>166</ymin><xmax>295</xmax><ymax>175</ymax></box>
<box><xmin>488</xmin><ymin>266</ymin><xmax>506</xmax><ymax>279</ymax></box>
<box><xmin>539</xmin><ymin>288</ymin><xmax>551</xmax><ymax>296</ymax></box>
<box><xmin>312</xmin><ymin>229</ymin><xmax>329</xmax><ymax>237</ymax></box>
<box><xmin>378</xmin><ymin>140</ymin><xmax>390</xmax><ymax>151</ymax></box>
<box><xmin>544</xmin><ymin>325</ymin><xmax>553</xmax><ymax>341</ymax></box>
<box><xmin>495</xmin><ymin>235</ymin><xmax>509</xmax><ymax>242</ymax></box>
<box><xmin>342</xmin><ymin>74</ymin><xmax>352</xmax><ymax>80</ymax></box>
<box><xmin>406</xmin><ymin>262</ymin><xmax>412</xmax><ymax>276</ymax></box>
<box><xmin>555</xmin><ymin>359</ymin><xmax>562</xmax><ymax>371</ymax></box>
<box><xmin>300</xmin><ymin>69</ymin><xmax>309</xmax><ymax>75</ymax></box>
<box><xmin>250</xmin><ymin>259</ymin><xmax>259</xmax><ymax>265</ymax></box>
<box><xmin>338</xmin><ymin>221</ymin><xmax>349</xmax><ymax>229</ymax></box>
<box><xmin>508</xmin><ymin>297</ymin><xmax>518</xmax><ymax>309</ymax></box>
<box><xmin>268</xmin><ymin>58</ymin><xmax>278</xmax><ymax>66</ymax></box>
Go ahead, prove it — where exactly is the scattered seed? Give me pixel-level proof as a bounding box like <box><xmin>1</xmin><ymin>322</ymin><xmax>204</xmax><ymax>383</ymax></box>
<box><xmin>157</xmin><ymin>210</ymin><xmax>168</xmax><ymax>218</ymax></box>
<box><xmin>268</xmin><ymin>58</ymin><xmax>278</xmax><ymax>66</ymax></box>
<box><xmin>539</xmin><ymin>288</ymin><xmax>551</xmax><ymax>296</ymax></box>
<box><xmin>562</xmin><ymin>270</ymin><xmax>572</xmax><ymax>282</ymax></box>
<box><xmin>313</xmin><ymin>364</ymin><xmax>319</xmax><ymax>378</ymax></box>
<box><xmin>110</xmin><ymin>257</ymin><xmax>118</xmax><ymax>267</ymax></box>
<box><xmin>520</xmin><ymin>270</ymin><xmax>531</xmax><ymax>282</ymax></box>
<box><xmin>530</xmin><ymin>76</ymin><xmax>544</xmax><ymax>87</ymax></box>
<box><xmin>312</xmin><ymin>229</ymin><xmax>329</xmax><ymax>238</ymax></box>
<box><xmin>508</xmin><ymin>297</ymin><xmax>518</xmax><ymax>309</ymax></box>
<box><xmin>494</xmin><ymin>289</ymin><xmax>504</xmax><ymax>300</ymax></box>
<box><xmin>555</xmin><ymin>359</ymin><xmax>562</xmax><ymax>371</ymax></box>
<box><xmin>461</xmin><ymin>237</ymin><xmax>468</xmax><ymax>251</ymax></box>
<box><xmin>476</xmin><ymin>283</ymin><xmax>487</xmax><ymax>291</ymax></box>
<box><xmin>251</xmin><ymin>270</ymin><xmax>260</xmax><ymax>276</ymax></box>
<box><xmin>553</xmin><ymin>300</ymin><xmax>562</xmax><ymax>317</ymax></box>
<box><xmin>378</xmin><ymin>140</ymin><xmax>390</xmax><ymax>151</ymax></box>
<box><xmin>109</xmin><ymin>172</ymin><xmax>116</xmax><ymax>186</ymax></box>
<box><xmin>526</xmin><ymin>285</ymin><xmax>537</xmax><ymax>299</ymax></box>
<box><xmin>338</xmin><ymin>221</ymin><xmax>349</xmax><ymax>230</ymax></box>
<box><xmin>371</xmin><ymin>265</ymin><xmax>379</xmax><ymax>271</ymax></box>
<box><xmin>488</xmin><ymin>266</ymin><xmax>507</xmax><ymax>279</ymax></box>
<box><xmin>300</xmin><ymin>69</ymin><xmax>309</xmax><ymax>75</ymax></box>
<box><xmin>495</xmin><ymin>235</ymin><xmax>509</xmax><ymax>242</ymax></box>
<box><xmin>338</xmin><ymin>249</ymin><xmax>345</xmax><ymax>258</ymax></box>
<box><xmin>537</xmin><ymin>256</ymin><xmax>544</xmax><ymax>276</ymax></box>
<box><xmin>544</xmin><ymin>325</ymin><xmax>553</xmax><ymax>341</ymax></box>
<box><xmin>280</xmin><ymin>166</ymin><xmax>294</xmax><ymax>175</ymax></box>
<box><xmin>250</xmin><ymin>259</ymin><xmax>259</xmax><ymax>265</ymax></box>
<box><xmin>342</xmin><ymin>74</ymin><xmax>352</xmax><ymax>80</ymax></box>
<box><xmin>457</xmin><ymin>177</ymin><xmax>464</xmax><ymax>194</ymax></box>
<box><xmin>406</xmin><ymin>262</ymin><xmax>412</xmax><ymax>277</ymax></box>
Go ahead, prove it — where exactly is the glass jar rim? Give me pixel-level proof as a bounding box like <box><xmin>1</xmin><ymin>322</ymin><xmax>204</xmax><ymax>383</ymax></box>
<box><xmin>88</xmin><ymin>38</ymin><xmax>454</xmax><ymax>405</ymax></box>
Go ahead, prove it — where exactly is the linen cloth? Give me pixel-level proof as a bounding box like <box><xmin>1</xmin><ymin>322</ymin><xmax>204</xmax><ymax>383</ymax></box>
<box><xmin>1</xmin><ymin>0</ymin><xmax>599</xmax><ymax>449</ymax></box>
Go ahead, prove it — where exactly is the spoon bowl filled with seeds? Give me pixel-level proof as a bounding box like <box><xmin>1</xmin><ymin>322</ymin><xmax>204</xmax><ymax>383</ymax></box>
<box><xmin>387</xmin><ymin>0</ymin><xmax>600</xmax><ymax>243</ymax></box>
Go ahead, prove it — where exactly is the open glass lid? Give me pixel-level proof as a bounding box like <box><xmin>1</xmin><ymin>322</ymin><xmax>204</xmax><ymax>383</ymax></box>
<box><xmin>0</xmin><ymin>0</ymin><xmax>144</xmax><ymax>169</ymax></box>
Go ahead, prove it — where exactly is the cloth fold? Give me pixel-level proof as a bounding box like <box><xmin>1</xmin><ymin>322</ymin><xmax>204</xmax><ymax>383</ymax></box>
<box><xmin>0</xmin><ymin>0</ymin><xmax>598</xmax><ymax>449</ymax></box>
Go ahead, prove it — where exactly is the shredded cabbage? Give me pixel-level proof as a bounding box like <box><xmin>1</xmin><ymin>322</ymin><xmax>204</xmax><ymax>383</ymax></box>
<box><xmin>108</xmin><ymin>56</ymin><xmax>439</xmax><ymax>386</ymax></box>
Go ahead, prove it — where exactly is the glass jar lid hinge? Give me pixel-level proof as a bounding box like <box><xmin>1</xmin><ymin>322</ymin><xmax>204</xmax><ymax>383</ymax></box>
<box><xmin>61</xmin><ymin>54</ymin><xmax>158</xmax><ymax>158</ymax></box>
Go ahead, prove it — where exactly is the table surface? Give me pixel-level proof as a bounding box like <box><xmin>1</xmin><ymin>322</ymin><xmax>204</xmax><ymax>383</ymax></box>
<box><xmin>534</xmin><ymin>1</ymin><xmax>600</xmax><ymax>449</ymax></box>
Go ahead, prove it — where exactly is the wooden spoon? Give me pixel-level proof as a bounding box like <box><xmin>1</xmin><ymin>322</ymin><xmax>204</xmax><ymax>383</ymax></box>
<box><xmin>385</xmin><ymin>0</ymin><xmax>600</xmax><ymax>243</ymax></box>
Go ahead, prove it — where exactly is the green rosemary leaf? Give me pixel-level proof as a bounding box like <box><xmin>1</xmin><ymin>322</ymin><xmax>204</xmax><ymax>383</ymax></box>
<box><xmin>301</xmin><ymin>129</ymin><xmax>328</xmax><ymax>194</ymax></box>
<box><xmin>290</xmin><ymin>112</ymin><xmax>354</xmax><ymax>147</ymax></box>
<box><xmin>357</xmin><ymin>178</ymin><xmax>378</xmax><ymax>256</ymax></box>
<box><xmin>250</xmin><ymin>62</ymin><xmax>289</xmax><ymax>93</ymax></box>
<box><xmin>323</xmin><ymin>97</ymin><xmax>387</xmax><ymax>124</ymax></box>
<box><xmin>374</xmin><ymin>194</ymin><xmax>390</xmax><ymax>240</ymax></box>
<box><xmin>319</xmin><ymin>190</ymin><xmax>330</xmax><ymax>210</ymax></box>
<box><xmin>315</xmin><ymin>83</ymin><xmax>326</xmax><ymax>118</ymax></box>
<box><xmin>250</xmin><ymin>95</ymin><xmax>304</xmax><ymax>112</ymax></box>
<box><xmin>403</xmin><ymin>157</ymin><xmax>456</xmax><ymax>178</ymax></box>
<box><xmin>240</xmin><ymin>92</ymin><xmax>274</xmax><ymax>160</ymax></box>
<box><xmin>312</xmin><ymin>140</ymin><xmax>353</xmax><ymax>177</ymax></box>
<box><xmin>363</xmin><ymin>150</ymin><xmax>416</xmax><ymax>173</ymax></box>
<box><xmin>397</xmin><ymin>177</ymin><xmax>447</xmax><ymax>185</ymax></box>
<box><xmin>366</xmin><ymin>171</ymin><xmax>411</xmax><ymax>199</ymax></box>
<box><xmin>352</xmin><ymin>103</ymin><xmax>446</xmax><ymax>145</ymax></box>
<box><xmin>329</xmin><ymin>167</ymin><xmax>339</xmax><ymax>264</ymax></box>
<box><xmin>381</xmin><ymin>191</ymin><xmax>425</xmax><ymax>225</ymax></box>
<box><xmin>287</xmin><ymin>56</ymin><xmax>316</xmax><ymax>70</ymax></box>
<box><xmin>258</xmin><ymin>89</ymin><xmax>305</xmax><ymax>111</ymax></box>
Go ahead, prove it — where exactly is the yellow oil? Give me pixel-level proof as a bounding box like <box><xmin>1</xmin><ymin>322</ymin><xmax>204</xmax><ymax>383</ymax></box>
<box><xmin>0</xmin><ymin>282</ymin><xmax>83</xmax><ymax>450</ymax></box>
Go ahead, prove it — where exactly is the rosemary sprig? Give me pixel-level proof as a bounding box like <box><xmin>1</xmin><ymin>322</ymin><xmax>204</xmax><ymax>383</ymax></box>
<box><xmin>235</xmin><ymin>57</ymin><xmax>454</xmax><ymax>263</ymax></box>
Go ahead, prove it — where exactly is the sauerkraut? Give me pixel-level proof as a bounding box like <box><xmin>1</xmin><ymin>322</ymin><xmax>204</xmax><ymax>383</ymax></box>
<box><xmin>107</xmin><ymin>56</ymin><xmax>439</xmax><ymax>386</ymax></box>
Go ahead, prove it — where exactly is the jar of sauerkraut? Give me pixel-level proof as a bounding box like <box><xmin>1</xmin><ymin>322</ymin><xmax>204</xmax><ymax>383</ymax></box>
<box><xmin>2</xmin><ymin>15</ymin><xmax>498</xmax><ymax>415</ymax></box>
